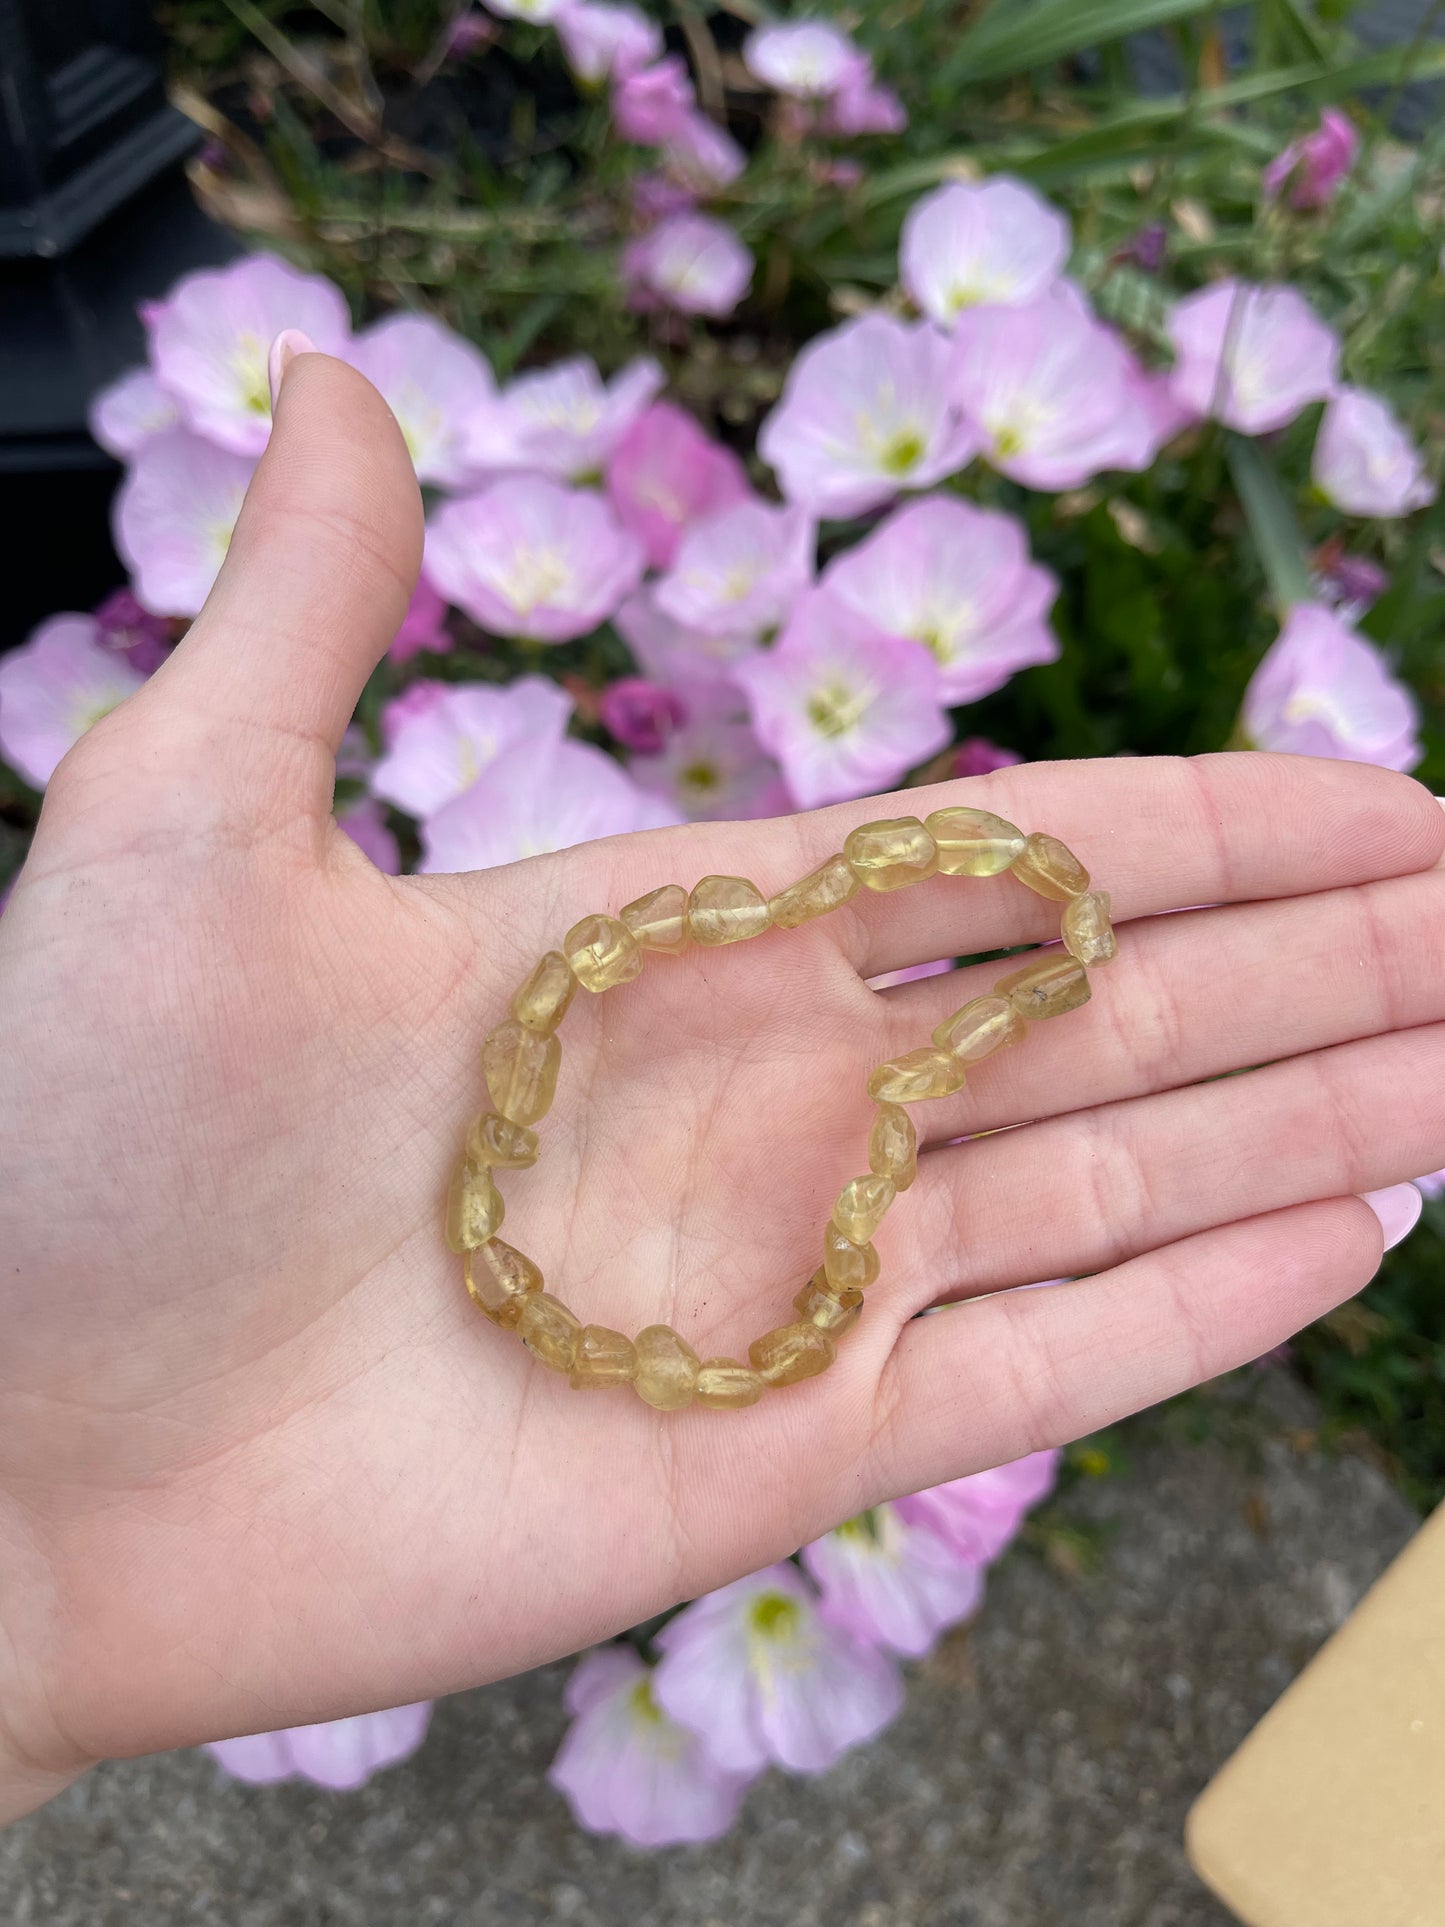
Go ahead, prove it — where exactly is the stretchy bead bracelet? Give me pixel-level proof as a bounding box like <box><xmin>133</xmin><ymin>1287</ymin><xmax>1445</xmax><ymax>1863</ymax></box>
<box><xmin>446</xmin><ymin>808</ymin><xmax>1116</xmax><ymax>1411</ymax></box>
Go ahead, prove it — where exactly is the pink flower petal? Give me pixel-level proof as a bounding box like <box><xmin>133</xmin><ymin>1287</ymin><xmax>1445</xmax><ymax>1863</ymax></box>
<box><xmin>759</xmin><ymin>314</ymin><xmax>979</xmax><ymax>517</ymax></box>
<box><xmin>424</xmin><ymin>478</ymin><xmax>645</xmax><ymax>641</ymax></box>
<box><xmin>901</xmin><ymin>177</ymin><xmax>1068</xmax><ymax>324</ymax></box>
<box><xmin>417</xmin><ymin>733</ymin><xmax>678</xmax><ymax>872</ymax></box>
<box><xmin>0</xmin><ymin>613</ymin><xmax>147</xmax><ymax>790</ymax></box>
<box><xmin>113</xmin><ymin>428</ymin><xmax>257</xmax><ymax>616</ymax></box>
<box><xmin>1166</xmin><ymin>280</ymin><xmax>1339</xmax><ymax>436</ymax></box>
<box><xmin>734</xmin><ymin>586</ymin><xmax>950</xmax><ymax>808</ymax></box>
<box><xmin>1242</xmin><ymin>601</ymin><xmax>1421</xmax><ymax>771</ymax></box>
<box><xmin>146</xmin><ymin>252</ymin><xmax>351</xmax><ymax>455</ymax></box>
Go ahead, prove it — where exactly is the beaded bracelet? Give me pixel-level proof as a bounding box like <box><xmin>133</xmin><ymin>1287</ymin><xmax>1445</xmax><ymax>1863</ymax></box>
<box><xmin>446</xmin><ymin>807</ymin><xmax>1116</xmax><ymax>1411</ymax></box>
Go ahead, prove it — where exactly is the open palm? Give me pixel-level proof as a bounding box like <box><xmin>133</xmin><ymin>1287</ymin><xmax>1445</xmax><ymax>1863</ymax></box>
<box><xmin>2</xmin><ymin>353</ymin><xmax>1442</xmax><ymax>1823</ymax></box>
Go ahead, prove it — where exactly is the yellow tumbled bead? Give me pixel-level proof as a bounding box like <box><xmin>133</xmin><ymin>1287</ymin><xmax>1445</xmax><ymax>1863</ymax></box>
<box><xmin>482</xmin><ymin>1018</ymin><xmax>562</xmax><ymax>1126</ymax></box>
<box><xmin>844</xmin><ymin>816</ymin><xmax>938</xmax><ymax>891</ymax></box>
<box><xmin>620</xmin><ymin>884</ymin><xmax>691</xmax><ymax>956</ymax></box>
<box><xmin>510</xmin><ymin>950</ymin><xmax>576</xmax><ymax>1033</ymax></box>
<box><xmin>749</xmin><ymin>1321</ymin><xmax>836</xmax><ymax>1387</ymax></box>
<box><xmin>833</xmin><ymin>1173</ymin><xmax>895</xmax><ymax>1245</ymax></box>
<box><xmin>570</xmin><ymin>1324</ymin><xmax>638</xmax><ymax>1390</ymax></box>
<box><xmin>768</xmin><ymin>854</ymin><xmax>860</xmax><ymax>930</ymax></box>
<box><xmin>1061</xmin><ymin>889</ymin><xmax>1117</xmax><ymax>966</ymax></box>
<box><xmin>465</xmin><ymin>1110</ymin><xmax>539</xmax><ymax>1170</ymax></box>
<box><xmin>932</xmin><ymin>993</ymin><xmax>1027</xmax><ymax>1061</ymax></box>
<box><xmin>925</xmin><ymin>806</ymin><xmax>1027</xmax><ymax>877</ymax></box>
<box><xmin>687</xmin><ymin>875</ymin><xmax>772</xmax><ymax>946</ymax></box>
<box><xmin>869</xmin><ymin>1103</ymin><xmax>917</xmax><ymax>1192</ymax></box>
<box><xmin>445</xmin><ymin>1157</ymin><xmax>504</xmax><ymax>1252</ymax></box>
<box><xmin>823</xmin><ymin>1222</ymin><xmax>880</xmax><ymax>1294</ymax></box>
<box><xmin>793</xmin><ymin>1269</ymin><xmax>863</xmax><ymax>1336</ymax></box>
<box><xmin>1013</xmin><ymin>831</ymin><xmax>1090</xmax><ymax>901</ymax></box>
<box><xmin>696</xmin><ymin>1359</ymin><xmax>766</xmax><ymax>1409</ymax></box>
<box><xmin>464</xmin><ymin>1238</ymin><xmax>543</xmax><ymax>1326</ymax></box>
<box><xmin>633</xmin><ymin>1324</ymin><xmax>700</xmax><ymax>1410</ymax></box>
<box><xmin>996</xmin><ymin>951</ymin><xmax>1092</xmax><ymax>1019</ymax></box>
<box><xmin>564</xmin><ymin>913</ymin><xmax>643</xmax><ymax>993</ymax></box>
<box><xmin>517</xmin><ymin>1291</ymin><xmax>582</xmax><ymax>1372</ymax></box>
<box><xmin>866</xmin><ymin>1046</ymin><xmax>966</xmax><ymax>1105</ymax></box>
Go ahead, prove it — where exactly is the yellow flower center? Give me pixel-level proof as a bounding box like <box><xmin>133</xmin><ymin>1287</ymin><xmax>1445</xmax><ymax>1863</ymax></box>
<box><xmin>878</xmin><ymin>428</ymin><xmax>925</xmax><ymax>476</ymax></box>
<box><xmin>747</xmin><ymin>1591</ymin><xmax>802</xmax><ymax>1639</ymax></box>
<box><xmin>628</xmin><ymin>1677</ymin><xmax>666</xmax><ymax>1725</ymax></box>
<box><xmin>807</xmin><ymin>681</ymin><xmax>870</xmax><ymax>738</ymax></box>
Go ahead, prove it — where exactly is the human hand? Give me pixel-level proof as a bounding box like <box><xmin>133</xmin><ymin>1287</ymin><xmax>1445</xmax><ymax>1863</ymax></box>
<box><xmin>2</xmin><ymin>351</ymin><xmax>1441</xmax><ymax>1824</ymax></box>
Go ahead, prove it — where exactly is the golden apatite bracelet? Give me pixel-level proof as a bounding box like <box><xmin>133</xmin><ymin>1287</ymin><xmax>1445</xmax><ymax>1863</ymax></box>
<box><xmin>445</xmin><ymin>807</ymin><xmax>1116</xmax><ymax>1411</ymax></box>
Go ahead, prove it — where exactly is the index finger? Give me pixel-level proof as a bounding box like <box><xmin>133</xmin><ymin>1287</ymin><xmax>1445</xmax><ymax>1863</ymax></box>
<box><xmin>657</xmin><ymin>751</ymin><xmax>1443</xmax><ymax>979</ymax></box>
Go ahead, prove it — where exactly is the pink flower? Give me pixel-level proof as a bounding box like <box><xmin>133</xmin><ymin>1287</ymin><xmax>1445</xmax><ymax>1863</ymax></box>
<box><xmin>655</xmin><ymin>497</ymin><xmax>813</xmax><ymax>640</ymax></box>
<box><xmin>662</xmin><ymin>112</ymin><xmax>747</xmax><ymax>191</ymax></box>
<box><xmin>893</xmin><ymin>1450</ymin><xmax>1060</xmax><ymax>1564</ymax></box>
<box><xmin>88</xmin><ymin>366</ymin><xmax>179</xmax><ymax>459</ymax></box>
<box><xmin>348</xmin><ymin>314</ymin><xmax>495</xmax><ymax>490</ymax></box>
<box><xmin>388</xmin><ymin>570</ymin><xmax>452</xmax><ymax>664</ymax></box>
<box><xmin>821</xmin><ymin>496</ymin><xmax>1058</xmax><ymax>704</ymax></box>
<box><xmin>614</xmin><ymin>587</ymin><xmax>760</xmax><ymax>690</ymax></box>
<box><xmin>954</xmin><ymin>736</ymin><xmax>1022</xmax><ymax>778</ymax></box>
<box><xmin>1242</xmin><ymin>601</ymin><xmax>1421</xmax><ymax>772</ymax></box>
<box><xmin>653</xmin><ymin>1564</ymin><xmax>904</xmax><ymax>1775</ymax></box>
<box><xmin>605</xmin><ymin>401</ymin><xmax>750</xmax><ymax>569</ymax></box>
<box><xmin>950</xmin><ymin>282</ymin><xmax>1165</xmax><ymax>490</ymax></box>
<box><xmin>759</xmin><ymin>314</ymin><xmax>979</xmax><ymax>518</ymax></box>
<box><xmin>801</xmin><ymin>1507</ymin><xmax>985</xmax><ymax>1659</ymax></box>
<box><xmin>0</xmin><ymin>613</ymin><xmax>147</xmax><ymax>789</ymax></box>
<box><xmin>629</xmin><ymin>687</ymin><xmax>787</xmax><ymax>820</ymax></box>
<box><xmin>1263</xmin><ymin>108</ymin><xmax>1358</xmax><ymax>211</ymax></box>
<box><xmin>1166</xmin><ymin>280</ymin><xmax>1340</xmax><ymax>435</ymax></box>
<box><xmin>144</xmin><ymin>252</ymin><xmax>351</xmax><ymax>455</ymax></box>
<box><xmin>1312</xmin><ymin>386</ymin><xmax>1435</xmax><ymax>518</ymax></box>
<box><xmin>371</xmin><ymin>674</ymin><xmax>572</xmax><ymax>817</ymax></box>
<box><xmin>599</xmin><ymin>676</ymin><xmax>686</xmax><ymax>753</ymax></box>
<box><xmin>734</xmin><ymin>586</ymin><xmax>950</xmax><ymax>808</ymax></box>
<box><xmin>462</xmin><ymin>355</ymin><xmax>663</xmax><ymax>483</ymax></box>
<box><xmin>418</xmin><ymin>733</ymin><xmax>677</xmax><ymax>871</ymax></box>
<box><xmin>556</xmin><ymin>0</ymin><xmax>661</xmax><ymax>86</ymax></box>
<box><xmin>206</xmin><ymin>1703</ymin><xmax>432</xmax><ymax>1791</ymax></box>
<box><xmin>92</xmin><ymin>587</ymin><xmax>171</xmax><ymax>675</ymax></box>
<box><xmin>549</xmin><ymin>1645</ymin><xmax>754</xmax><ymax>1848</ymax></box>
<box><xmin>424</xmin><ymin>478</ymin><xmax>645</xmax><ymax>641</ymax></box>
<box><xmin>337</xmin><ymin>798</ymin><xmax>401</xmax><ymax>873</ymax></box>
<box><xmin>112</xmin><ymin>428</ymin><xmax>256</xmax><ymax>617</ymax></box>
<box><xmin>1414</xmin><ymin>1168</ymin><xmax>1445</xmax><ymax>1201</ymax></box>
<box><xmin>821</xmin><ymin>74</ymin><xmax>906</xmax><ymax>136</ymax></box>
<box><xmin>612</xmin><ymin>55</ymin><xmax>695</xmax><ymax>145</ymax></box>
<box><xmin>901</xmin><ymin>177</ymin><xmax>1069</xmax><ymax>325</ymax></box>
<box><xmin>743</xmin><ymin>21</ymin><xmax>867</xmax><ymax>98</ymax></box>
<box><xmin>622</xmin><ymin>215</ymin><xmax>754</xmax><ymax>318</ymax></box>
<box><xmin>1362</xmin><ymin>1182</ymin><xmax>1425</xmax><ymax>1251</ymax></box>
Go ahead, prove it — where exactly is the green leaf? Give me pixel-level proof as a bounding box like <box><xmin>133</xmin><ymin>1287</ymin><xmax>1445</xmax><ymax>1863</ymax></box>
<box><xmin>1226</xmin><ymin>435</ymin><xmax>1314</xmax><ymax>612</ymax></box>
<box><xmin>942</xmin><ymin>0</ymin><xmax>1220</xmax><ymax>86</ymax></box>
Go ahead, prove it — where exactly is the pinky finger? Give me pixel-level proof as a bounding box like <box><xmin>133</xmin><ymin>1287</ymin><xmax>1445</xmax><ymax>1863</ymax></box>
<box><xmin>869</xmin><ymin>1197</ymin><xmax>1388</xmax><ymax>1504</ymax></box>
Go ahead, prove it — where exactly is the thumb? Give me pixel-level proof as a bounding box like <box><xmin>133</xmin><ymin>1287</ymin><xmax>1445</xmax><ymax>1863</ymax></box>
<box><xmin>147</xmin><ymin>339</ymin><xmax>424</xmax><ymax>818</ymax></box>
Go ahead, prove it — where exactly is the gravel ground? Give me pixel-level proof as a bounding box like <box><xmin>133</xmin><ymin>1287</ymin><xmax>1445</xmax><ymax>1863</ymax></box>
<box><xmin>0</xmin><ymin>1377</ymin><xmax>1417</xmax><ymax>1927</ymax></box>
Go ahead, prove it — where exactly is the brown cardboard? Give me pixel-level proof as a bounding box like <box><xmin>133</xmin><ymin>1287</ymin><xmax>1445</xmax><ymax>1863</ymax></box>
<box><xmin>1186</xmin><ymin>1502</ymin><xmax>1445</xmax><ymax>1927</ymax></box>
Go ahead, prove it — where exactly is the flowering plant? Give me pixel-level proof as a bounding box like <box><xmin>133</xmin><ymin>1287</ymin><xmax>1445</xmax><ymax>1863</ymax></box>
<box><xmin>2</xmin><ymin>0</ymin><xmax>1444</xmax><ymax>1844</ymax></box>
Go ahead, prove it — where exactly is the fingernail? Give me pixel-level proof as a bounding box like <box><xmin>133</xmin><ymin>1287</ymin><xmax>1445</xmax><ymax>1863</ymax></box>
<box><xmin>1360</xmin><ymin>1183</ymin><xmax>1423</xmax><ymax>1251</ymax></box>
<box><xmin>267</xmin><ymin>328</ymin><xmax>317</xmax><ymax>410</ymax></box>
